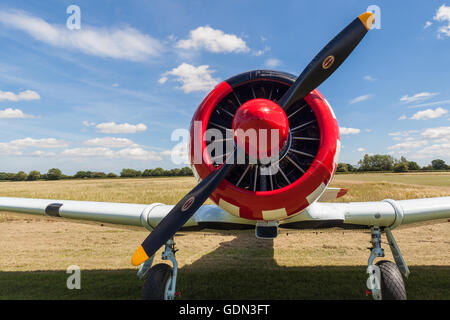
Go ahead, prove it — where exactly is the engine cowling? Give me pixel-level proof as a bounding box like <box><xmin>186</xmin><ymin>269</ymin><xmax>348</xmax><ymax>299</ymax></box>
<box><xmin>190</xmin><ymin>70</ymin><xmax>340</xmax><ymax>221</ymax></box>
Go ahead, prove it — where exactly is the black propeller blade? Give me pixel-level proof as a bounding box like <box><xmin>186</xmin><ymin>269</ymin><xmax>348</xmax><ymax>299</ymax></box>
<box><xmin>277</xmin><ymin>12</ymin><xmax>374</xmax><ymax>110</ymax></box>
<box><xmin>132</xmin><ymin>150</ymin><xmax>236</xmax><ymax>265</ymax></box>
<box><xmin>132</xmin><ymin>12</ymin><xmax>374</xmax><ymax>266</ymax></box>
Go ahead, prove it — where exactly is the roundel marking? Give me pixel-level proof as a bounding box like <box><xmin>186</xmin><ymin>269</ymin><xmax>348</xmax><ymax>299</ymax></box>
<box><xmin>181</xmin><ymin>196</ymin><xmax>195</xmax><ymax>212</ymax></box>
<box><xmin>322</xmin><ymin>55</ymin><xmax>335</xmax><ymax>70</ymax></box>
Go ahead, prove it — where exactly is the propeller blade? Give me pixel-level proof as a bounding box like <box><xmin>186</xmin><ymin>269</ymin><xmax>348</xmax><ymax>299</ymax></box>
<box><xmin>278</xmin><ymin>12</ymin><xmax>375</xmax><ymax>109</ymax></box>
<box><xmin>132</xmin><ymin>150</ymin><xmax>236</xmax><ymax>266</ymax></box>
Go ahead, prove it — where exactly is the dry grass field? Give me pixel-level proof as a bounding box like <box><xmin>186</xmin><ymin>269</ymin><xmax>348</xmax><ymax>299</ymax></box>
<box><xmin>0</xmin><ymin>173</ymin><xmax>449</xmax><ymax>299</ymax></box>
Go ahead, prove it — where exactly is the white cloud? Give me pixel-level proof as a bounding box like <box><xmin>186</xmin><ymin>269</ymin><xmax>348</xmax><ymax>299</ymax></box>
<box><xmin>357</xmin><ymin>147</ymin><xmax>366</xmax><ymax>152</ymax></box>
<box><xmin>83</xmin><ymin>137</ymin><xmax>135</xmax><ymax>148</ymax></box>
<box><xmin>116</xmin><ymin>146</ymin><xmax>162</xmax><ymax>161</ymax></box>
<box><xmin>340</xmin><ymin>127</ymin><xmax>360</xmax><ymax>135</ymax></box>
<box><xmin>388</xmin><ymin>140</ymin><xmax>428</xmax><ymax>150</ymax></box>
<box><xmin>8</xmin><ymin>137</ymin><xmax>69</xmax><ymax>148</ymax></box>
<box><xmin>398</xmin><ymin>115</ymin><xmax>407</xmax><ymax>120</ymax></box>
<box><xmin>421</xmin><ymin>126</ymin><xmax>450</xmax><ymax>143</ymax></box>
<box><xmin>424</xmin><ymin>21</ymin><xmax>432</xmax><ymax>29</ymax></box>
<box><xmin>400</xmin><ymin>92</ymin><xmax>438</xmax><ymax>103</ymax></box>
<box><xmin>264</xmin><ymin>58</ymin><xmax>282</xmax><ymax>68</ymax></box>
<box><xmin>349</xmin><ymin>94</ymin><xmax>371</xmax><ymax>104</ymax></box>
<box><xmin>176</xmin><ymin>26</ymin><xmax>249</xmax><ymax>53</ymax></box>
<box><xmin>387</xmin><ymin>128</ymin><xmax>450</xmax><ymax>161</ymax></box>
<box><xmin>62</xmin><ymin>147</ymin><xmax>115</xmax><ymax>158</ymax></box>
<box><xmin>388</xmin><ymin>131</ymin><xmax>412</xmax><ymax>137</ymax></box>
<box><xmin>0</xmin><ymin>10</ymin><xmax>163</xmax><ymax>61</ymax></box>
<box><xmin>411</xmin><ymin>107</ymin><xmax>448</xmax><ymax>120</ymax></box>
<box><xmin>158</xmin><ymin>77</ymin><xmax>168</xmax><ymax>84</ymax></box>
<box><xmin>363</xmin><ymin>75</ymin><xmax>377</xmax><ymax>82</ymax></box>
<box><xmin>62</xmin><ymin>146</ymin><xmax>162</xmax><ymax>161</ymax></box>
<box><xmin>433</xmin><ymin>4</ymin><xmax>450</xmax><ymax>38</ymax></box>
<box><xmin>413</xmin><ymin>143</ymin><xmax>450</xmax><ymax>159</ymax></box>
<box><xmin>0</xmin><ymin>108</ymin><xmax>34</xmax><ymax>119</ymax></box>
<box><xmin>160</xmin><ymin>63</ymin><xmax>219</xmax><ymax>93</ymax></box>
<box><xmin>0</xmin><ymin>137</ymin><xmax>67</xmax><ymax>156</ymax></box>
<box><xmin>82</xmin><ymin>120</ymin><xmax>96</xmax><ymax>127</ymax></box>
<box><xmin>253</xmin><ymin>45</ymin><xmax>270</xmax><ymax>56</ymax></box>
<box><xmin>0</xmin><ymin>89</ymin><xmax>40</xmax><ymax>101</ymax></box>
<box><xmin>32</xmin><ymin>150</ymin><xmax>56</xmax><ymax>157</ymax></box>
<box><xmin>0</xmin><ymin>143</ymin><xmax>22</xmax><ymax>155</ymax></box>
<box><xmin>95</xmin><ymin>122</ymin><xmax>147</xmax><ymax>134</ymax></box>
<box><xmin>407</xmin><ymin>99</ymin><xmax>450</xmax><ymax>109</ymax></box>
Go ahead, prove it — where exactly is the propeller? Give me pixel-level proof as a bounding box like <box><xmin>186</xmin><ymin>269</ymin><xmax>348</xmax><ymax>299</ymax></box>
<box><xmin>131</xmin><ymin>11</ymin><xmax>374</xmax><ymax>266</ymax></box>
<box><xmin>278</xmin><ymin>12</ymin><xmax>375</xmax><ymax>110</ymax></box>
<box><xmin>132</xmin><ymin>150</ymin><xmax>236</xmax><ymax>265</ymax></box>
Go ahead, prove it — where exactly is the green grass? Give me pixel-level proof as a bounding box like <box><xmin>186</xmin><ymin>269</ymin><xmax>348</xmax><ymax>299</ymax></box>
<box><xmin>1</xmin><ymin>266</ymin><xmax>448</xmax><ymax>300</ymax></box>
<box><xmin>0</xmin><ymin>174</ymin><xmax>448</xmax><ymax>300</ymax></box>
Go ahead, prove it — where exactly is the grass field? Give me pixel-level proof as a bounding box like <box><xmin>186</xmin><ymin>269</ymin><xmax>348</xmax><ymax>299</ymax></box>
<box><xmin>0</xmin><ymin>173</ymin><xmax>449</xmax><ymax>299</ymax></box>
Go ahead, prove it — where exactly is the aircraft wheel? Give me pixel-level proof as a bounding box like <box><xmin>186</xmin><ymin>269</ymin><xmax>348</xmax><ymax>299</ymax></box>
<box><xmin>142</xmin><ymin>263</ymin><xmax>173</xmax><ymax>300</ymax></box>
<box><xmin>376</xmin><ymin>260</ymin><xmax>407</xmax><ymax>300</ymax></box>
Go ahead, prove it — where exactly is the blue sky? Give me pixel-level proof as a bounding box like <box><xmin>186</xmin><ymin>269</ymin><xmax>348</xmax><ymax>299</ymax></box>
<box><xmin>0</xmin><ymin>0</ymin><xmax>449</xmax><ymax>174</ymax></box>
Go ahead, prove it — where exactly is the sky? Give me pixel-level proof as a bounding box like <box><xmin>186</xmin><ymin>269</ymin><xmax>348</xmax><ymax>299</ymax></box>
<box><xmin>0</xmin><ymin>0</ymin><xmax>449</xmax><ymax>174</ymax></box>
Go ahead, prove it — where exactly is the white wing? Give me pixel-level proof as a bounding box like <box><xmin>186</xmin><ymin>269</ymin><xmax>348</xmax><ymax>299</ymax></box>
<box><xmin>1</xmin><ymin>196</ymin><xmax>449</xmax><ymax>230</ymax></box>
<box><xmin>281</xmin><ymin>197</ymin><xmax>450</xmax><ymax>229</ymax></box>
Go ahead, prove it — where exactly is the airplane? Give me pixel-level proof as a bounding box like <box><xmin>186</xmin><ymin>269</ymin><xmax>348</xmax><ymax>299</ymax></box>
<box><xmin>1</xmin><ymin>12</ymin><xmax>449</xmax><ymax>301</ymax></box>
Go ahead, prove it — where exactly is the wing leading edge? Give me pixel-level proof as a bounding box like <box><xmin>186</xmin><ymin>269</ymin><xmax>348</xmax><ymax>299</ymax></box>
<box><xmin>0</xmin><ymin>196</ymin><xmax>449</xmax><ymax>231</ymax></box>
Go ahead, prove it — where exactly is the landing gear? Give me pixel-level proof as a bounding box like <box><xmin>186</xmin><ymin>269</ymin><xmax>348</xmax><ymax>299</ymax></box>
<box><xmin>366</xmin><ymin>227</ymin><xmax>408</xmax><ymax>300</ymax></box>
<box><xmin>138</xmin><ymin>239</ymin><xmax>179</xmax><ymax>300</ymax></box>
<box><xmin>376</xmin><ymin>260</ymin><xmax>407</xmax><ymax>300</ymax></box>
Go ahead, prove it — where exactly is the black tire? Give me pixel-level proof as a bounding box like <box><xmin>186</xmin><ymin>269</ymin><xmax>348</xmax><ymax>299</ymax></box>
<box><xmin>376</xmin><ymin>260</ymin><xmax>407</xmax><ymax>300</ymax></box>
<box><xmin>142</xmin><ymin>263</ymin><xmax>173</xmax><ymax>300</ymax></box>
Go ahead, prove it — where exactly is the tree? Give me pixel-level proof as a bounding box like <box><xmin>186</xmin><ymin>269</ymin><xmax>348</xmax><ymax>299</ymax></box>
<box><xmin>151</xmin><ymin>167</ymin><xmax>165</xmax><ymax>177</ymax></box>
<box><xmin>358</xmin><ymin>154</ymin><xmax>395</xmax><ymax>171</ymax></box>
<box><xmin>142</xmin><ymin>169</ymin><xmax>153</xmax><ymax>177</ymax></box>
<box><xmin>180</xmin><ymin>167</ymin><xmax>193</xmax><ymax>176</ymax></box>
<box><xmin>407</xmin><ymin>161</ymin><xmax>420</xmax><ymax>171</ymax></box>
<box><xmin>120</xmin><ymin>168</ymin><xmax>142</xmax><ymax>178</ymax></box>
<box><xmin>46</xmin><ymin>168</ymin><xmax>63</xmax><ymax>180</ymax></box>
<box><xmin>27</xmin><ymin>170</ymin><xmax>41</xmax><ymax>181</ymax></box>
<box><xmin>0</xmin><ymin>172</ymin><xmax>14</xmax><ymax>181</ymax></box>
<box><xmin>431</xmin><ymin>159</ymin><xmax>447</xmax><ymax>170</ymax></box>
<box><xmin>91</xmin><ymin>172</ymin><xmax>107</xmax><ymax>179</ymax></box>
<box><xmin>107</xmin><ymin>173</ymin><xmax>118</xmax><ymax>178</ymax></box>
<box><xmin>168</xmin><ymin>168</ymin><xmax>181</xmax><ymax>176</ymax></box>
<box><xmin>13</xmin><ymin>171</ymin><xmax>28</xmax><ymax>181</ymax></box>
<box><xmin>74</xmin><ymin>171</ymin><xmax>90</xmax><ymax>179</ymax></box>
<box><xmin>336</xmin><ymin>163</ymin><xmax>349</xmax><ymax>173</ymax></box>
<box><xmin>393</xmin><ymin>162</ymin><xmax>408</xmax><ymax>173</ymax></box>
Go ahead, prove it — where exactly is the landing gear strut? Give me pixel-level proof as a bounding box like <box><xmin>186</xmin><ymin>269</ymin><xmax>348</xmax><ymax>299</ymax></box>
<box><xmin>366</xmin><ymin>226</ymin><xmax>408</xmax><ymax>300</ymax></box>
<box><xmin>138</xmin><ymin>239</ymin><xmax>179</xmax><ymax>300</ymax></box>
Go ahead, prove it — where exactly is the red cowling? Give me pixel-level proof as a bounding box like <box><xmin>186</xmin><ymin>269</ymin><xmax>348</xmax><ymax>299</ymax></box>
<box><xmin>189</xmin><ymin>71</ymin><xmax>340</xmax><ymax>221</ymax></box>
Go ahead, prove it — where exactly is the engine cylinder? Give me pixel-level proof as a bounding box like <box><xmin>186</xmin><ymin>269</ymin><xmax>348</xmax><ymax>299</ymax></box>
<box><xmin>190</xmin><ymin>70</ymin><xmax>340</xmax><ymax>221</ymax></box>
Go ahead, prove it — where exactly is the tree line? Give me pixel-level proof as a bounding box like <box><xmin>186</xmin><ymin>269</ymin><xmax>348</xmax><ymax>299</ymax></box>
<box><xmin>337</xmin><ymin>155</ymin><xmax>449</xmax><ymax>173</ymax></box>
<box><xmin>0</xmin><ymin>155</ymin><xmax>448</xmax><ymax>182</ymax></box>
<box><xmin>0</xmin><ymin>167</ymin><xmax>194</xmax><ymax>181</ymax></box>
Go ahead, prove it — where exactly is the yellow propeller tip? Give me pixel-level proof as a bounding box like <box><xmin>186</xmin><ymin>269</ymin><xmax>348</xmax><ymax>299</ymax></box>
<box><xmin>358</xmin><ymin>12</ymin><xmax>375</xmax><ymax>30</ymax></box>
<box><xmin>131</xmin><ymin>245</ymin><xmax>149</xmax><ymax>266</ymax></box>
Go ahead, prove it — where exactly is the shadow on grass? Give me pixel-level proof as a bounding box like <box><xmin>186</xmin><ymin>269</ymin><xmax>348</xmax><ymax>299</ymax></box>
<box><xmin>1</xmin><ymin>232</ymin><xmax>449</xmax><ymax>300</ymax></box>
